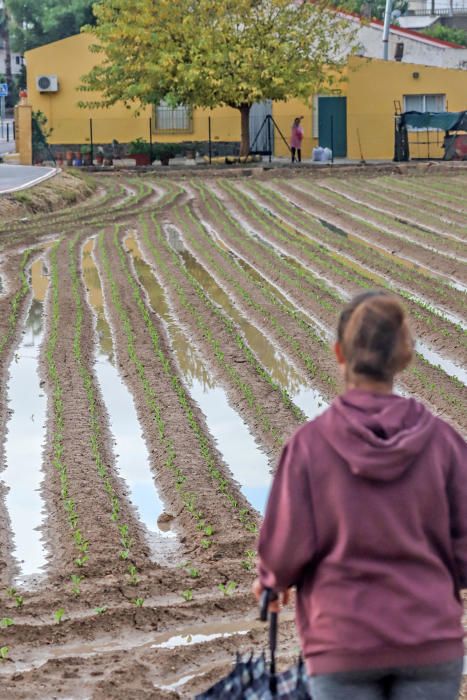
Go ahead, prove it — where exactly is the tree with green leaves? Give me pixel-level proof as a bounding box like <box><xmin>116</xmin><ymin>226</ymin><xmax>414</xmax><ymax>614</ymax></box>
<box><xmin>7</xmin><ymin>0</ymin><xmax>96</xmax><ymax>53</ymax></box>
<box><xmin>80</xmin><ymin>0</ymin><xmax>357</xmax><ymax>155</ymax></box>
<box><xmin>422</xmin><ymin>23</ymin><xmax>467</xmax><ymax>48</ymax></box>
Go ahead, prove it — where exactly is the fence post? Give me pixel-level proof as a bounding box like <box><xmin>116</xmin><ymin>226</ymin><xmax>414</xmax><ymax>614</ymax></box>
<box><xmin>149</xmin><ymin>117</ymin><xmax>153</xmax><ymax>163</ymax></box>
<box><xmin>267</xmin><ymin>116</ymin><xmax>272</xmax><ymax>163</ymax></box>
<box><xmin>90</xmin><ymin>118</ymin><xmax>93</xmax><ymax>165</ymax></box>
<box><xmin>330</xmin><ymin>115</ymin><xmax>334</xmax><ymax>164</ymax></box>
<box><xmin>6</xmin><ymin>122</ymin><xmax>9</xmax><ymax>142</ymax></box>
<box><xmin>208</xmin><ymin>116</ymin><xmax>212</xmax><ymax>165</ymax></box>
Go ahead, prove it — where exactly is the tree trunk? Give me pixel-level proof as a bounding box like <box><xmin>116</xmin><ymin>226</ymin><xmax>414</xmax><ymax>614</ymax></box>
<box><xmin>239</xmin><ymin>104</ymin><xmax>251</xmax><ymax>158</ymax></box>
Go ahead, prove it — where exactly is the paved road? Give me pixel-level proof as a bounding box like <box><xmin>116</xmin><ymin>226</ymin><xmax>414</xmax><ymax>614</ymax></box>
<box><xmin>0</xmin><ymin>164</ymin><xmax>57</xmax><ymax>194</ymax></box>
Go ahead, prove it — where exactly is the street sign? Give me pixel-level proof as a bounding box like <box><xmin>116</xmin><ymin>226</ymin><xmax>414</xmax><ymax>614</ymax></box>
<box><xmin>0</xmin><ymin>83</ymin><xmax>8</xmax><ymax>97</ymax></box>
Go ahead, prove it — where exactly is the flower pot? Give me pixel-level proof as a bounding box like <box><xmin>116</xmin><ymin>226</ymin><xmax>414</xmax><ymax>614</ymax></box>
<box><xmin>83</xmin><ymin>153</ymin><xmax>92</xmax><ymax>166</ymax></box>
<box><xmin>103</xmin><ymin>157</ymin><xmax>113</xmax><ymax>167</ymax></box>
<box><xmin>160</xmin><ymin>156</ymin><xmax>170</xmax><ymax>166</ymax></box>
<box><xmin>95</xmin><ymin>155</ymin><xmax>104</xmax><ymax>166</ymax></box>
<box><xmin>133</xmin><ymin>152</ymin><xmax>151</xmax><ymax>166</ymax></box>
<box><xmin>72</xmin><ymin>158</ymin><xmax>82</xmax><ymax>167</ymax></box>
<box><xmin>66</xmin><ymin>150</ymin><xmax>74</xmax><ymax>166</ymax></box>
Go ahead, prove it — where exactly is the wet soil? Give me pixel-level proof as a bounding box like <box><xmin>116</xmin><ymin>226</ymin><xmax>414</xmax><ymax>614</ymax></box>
<box><xmin>0</xmin><ymin>170</ymin><xmax>465</xmax><ymax>698</ymax></box>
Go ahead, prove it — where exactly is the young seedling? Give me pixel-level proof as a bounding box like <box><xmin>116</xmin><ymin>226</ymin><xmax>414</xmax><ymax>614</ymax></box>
<box><xmin>125</xmin><ymin>563</ymin><xmax>139</xmax><ymax>585</ymax></box>
<box><xmin>70</xmin><ymin>575</ymin><xmax>82</xmax><ymax>597</ymax></box>
<box><xmin>0</xmin><ymin>646</ymin><xmax>9</xmax><ymax>661</ymax></box>
<box><xmin>54</xmin><ymin>608</ymin><xmax>65</xmax><ymax>624</ymax></box>
<box><xmin>95</xmin><ymin>607</ymin><xmax>107</xmax><ymax>615</ymax></box>
<box><xmin>0</xmin><ymin>618</ymin><xmax>13</xmax><ymax>628</ymax></box>
<box><xmin>218</xmin><ymin>581</ymin><xmax>237</xmax><ymax>597</ymax></box>
<box><xmin>187</xmin><ymin>567</ymin><xmax>200</xmax><ymax>579</ymax></box>
<box><xmin>182</xmin><ymin>589</ymin><xmax>193</xmax><ymax>602</ymax></box>
<box><xmin>133</xmin><ymin>598</ymin><xmax>144</xmax><ymax>608</ymax></box>
<box><xmin>242</xmin><ymin>549</ymin><xmax>255</xmax><ymax>572</ymax></box>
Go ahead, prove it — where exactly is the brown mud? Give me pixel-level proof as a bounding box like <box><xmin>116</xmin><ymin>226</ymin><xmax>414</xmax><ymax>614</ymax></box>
<box><xmin>0</xmin><ymin>170</ymin><xmax>465</xmax><ymax>698</ymax></box>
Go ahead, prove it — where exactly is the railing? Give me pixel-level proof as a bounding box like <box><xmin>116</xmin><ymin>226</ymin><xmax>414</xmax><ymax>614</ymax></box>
<box><xmin>409</xmin><ymin>6</ymin><xmax>467</xmax><ymax>15</ymax></box>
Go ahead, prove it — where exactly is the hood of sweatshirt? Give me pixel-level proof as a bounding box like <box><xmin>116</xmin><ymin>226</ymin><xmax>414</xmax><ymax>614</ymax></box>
<box><xmin>318</xmin><ymin>389</ymin><xmax>435</xmax><ymax>481</ymax></box>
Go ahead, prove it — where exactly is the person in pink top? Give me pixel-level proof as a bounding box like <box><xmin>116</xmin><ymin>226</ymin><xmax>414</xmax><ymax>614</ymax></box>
<box><xmin>254</xmin><ymin>290</ymin><xmax>466</xmax><ymax>699</ymax></box>
<box><xmin>290</xmin><ymin>116</ymin><xmax>304</xmax><ymax>163</ymax></box>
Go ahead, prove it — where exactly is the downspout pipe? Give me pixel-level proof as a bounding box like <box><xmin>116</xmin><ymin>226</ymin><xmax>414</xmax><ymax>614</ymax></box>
<box><xmin>382</xmin><ymin>0</ymin><xmax>393</xmax><ymax>60</ymax></box>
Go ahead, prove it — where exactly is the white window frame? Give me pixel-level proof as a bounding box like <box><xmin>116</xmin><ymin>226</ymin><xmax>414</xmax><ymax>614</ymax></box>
<box><xmin>154</xmin><ymin>101</ymin><xmax>193</xmax><ymax>133</ymax></box>
<box><xmin>403</xmin><ymin>94</ymin><xmax>446</xmax><ymax>114</ymax></box>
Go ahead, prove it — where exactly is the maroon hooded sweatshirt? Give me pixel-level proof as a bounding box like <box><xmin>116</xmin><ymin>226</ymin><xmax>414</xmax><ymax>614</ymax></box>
<box><xmin>258</xmin><ymin>389</ymin><xmax>467</xmax><ymax>675</ymax></box>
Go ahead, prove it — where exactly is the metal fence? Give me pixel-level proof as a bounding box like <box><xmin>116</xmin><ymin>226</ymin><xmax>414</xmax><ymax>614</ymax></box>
<box><xmin>33</xmin><ymin>112</ymin><xmax>318</xmax><ymax>164</ymax></box>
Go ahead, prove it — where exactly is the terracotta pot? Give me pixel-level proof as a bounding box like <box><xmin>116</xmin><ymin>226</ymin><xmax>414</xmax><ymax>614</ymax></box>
<box><xmin>66</xmin><ymin>150</ymin><xmax>74</xmax><ymax>166</ymax></box>
<box><xmin>133</xmin><ymin>152</ymin><xmax>151</xmax><ymax>166</ymax></box>
<box><xmin>95</xmin><ymin>154</ymin><xmax>104</xmax><ymax>165</ymax></box>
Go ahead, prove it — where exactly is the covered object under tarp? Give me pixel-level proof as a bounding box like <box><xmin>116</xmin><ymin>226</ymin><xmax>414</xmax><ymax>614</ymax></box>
<box><xmin>394</xmin><ymin>110</ymin><xmax>467</xmax><ymax>161</ymax></box>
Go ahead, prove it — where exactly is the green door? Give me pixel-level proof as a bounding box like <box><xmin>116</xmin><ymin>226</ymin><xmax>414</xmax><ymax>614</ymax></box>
<box><xmin>318</xmin><ymin>97</ymin><xmax>347</xmax><ymax>158</ymax></box>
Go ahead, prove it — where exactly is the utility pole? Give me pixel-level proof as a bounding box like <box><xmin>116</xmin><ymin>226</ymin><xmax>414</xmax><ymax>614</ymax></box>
<box><xmin>382</xmin><ymin>0</ymin><xmax>393</xmax><ymax>60</ymax></box>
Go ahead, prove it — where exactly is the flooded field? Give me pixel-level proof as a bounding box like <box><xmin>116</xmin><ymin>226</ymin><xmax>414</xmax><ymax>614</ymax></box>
<box><xmin>0</xmin><ymin>168</ymin><xmax>465</xmax><ymax>698</ymax></box>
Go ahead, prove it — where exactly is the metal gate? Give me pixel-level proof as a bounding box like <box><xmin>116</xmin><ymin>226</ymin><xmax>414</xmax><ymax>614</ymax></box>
<box><xmin>249</xmin><ymin>100</ymin><xmax>273</xmax><ymax>153</ymax></box>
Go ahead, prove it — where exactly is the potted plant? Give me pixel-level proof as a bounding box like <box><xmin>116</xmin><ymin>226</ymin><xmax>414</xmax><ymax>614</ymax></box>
<box><xmin>95</xmin><ymin>146</ymin><xmax>104</xmax><ymax>166</ymax></box>
<box><xmin>128</xmin><ymin>137</ymin><xmax>152</xmax><ymax>166</ymax></box>
<box><xmin>81</xmin><ymin>145</ymin><xmax>92</xmax><ymax>166</ymax></box>
<box><xmin>153</xmin><ymin>143</ymin><xmax>178</xmax><ymax>166</ymax></box>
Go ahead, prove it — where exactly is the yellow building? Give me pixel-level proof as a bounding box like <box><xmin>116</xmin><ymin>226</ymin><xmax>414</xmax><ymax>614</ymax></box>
<box><xmin>25</xmin><ymin>32</ymin><xmax>467</xmax><ymax>160</ymax></box>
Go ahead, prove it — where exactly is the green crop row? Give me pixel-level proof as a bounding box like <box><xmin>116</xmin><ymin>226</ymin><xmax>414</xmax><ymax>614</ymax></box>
<box><xmin>68</xmin><ymin>234</ymin><xmax>140</xmax><ymax>583</ymax></box>
<box><xmin>283</xmin><ymin>179</ymin><xmax>462</xmax><ymax>306</ymax></box>
<box><xmin>180</xmin><ymin>198</ymin><xmax>337</xmax><ymax>394</ymax></box>
<box><xmin>346</xmin><ymin>179</ymin><xmax>467</xmax><ymax>242</ymax></box>
<box><xmin>209</xmin><ymin>182</ymin><xmax>466</xmax><ymax>411</ymax></box>
<box><xmin>317</xmin><ymin>179</ymin><xmax>466</xmax><ymax>251</ymax></box>
<box><xmin>114</xmin><ymin>223</ymin><xmax>258</xmax><ymax>534</ymax></box>
<box><xmin>46</xmin><ymin>243</ymin><xmax>90</xmax><ymax>572</ymax></box>
<box><xmin>237</xmin><ymin>181</ymin><xmax>466</xmax><ymax>343</ymax></box>
<box><xmin>98</xmin><ymin>229</ymin><xmax>222</xmax><ymax>549</ymax></box>
<box><xmin>144</xmin><ymin>212</ymin><xmax>298</xmax><ymax>452</ymax></box>
<box><xmin>0</xmin><ymin>249</ymin><xmax>32</xmax><ymax>356</ymax></box>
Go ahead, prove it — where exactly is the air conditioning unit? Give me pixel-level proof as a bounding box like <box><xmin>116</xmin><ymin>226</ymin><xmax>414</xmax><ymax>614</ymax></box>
<box><xmin>36</xmin><ymin>75</ymin><xmax>58</xmax><ymax>93</ymax></box>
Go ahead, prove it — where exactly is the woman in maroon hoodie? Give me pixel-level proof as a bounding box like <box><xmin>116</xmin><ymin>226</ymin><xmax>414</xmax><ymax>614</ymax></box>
<box><xmin>255</xmin><ymin>291</ymin><xmax>466</xmax><ymax>699</ymax></box>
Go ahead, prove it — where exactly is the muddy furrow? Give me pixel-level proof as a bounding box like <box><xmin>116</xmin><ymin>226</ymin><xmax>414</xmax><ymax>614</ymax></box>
<box><xmin>278</xmin><ymin>183</ymin><xmax>466</xmax><ymax>296</ymax></box>
<box><xmin>96</xmin><ymin>225</ymin><xmax>258</xmax><ymax>556</ymax></box>
<box><xmin>40</xmin><ymin>241</ymin><xmax>139</xmax><ymax>579</ymax></box>
<box><xmin>364</xmin><ymin>177</ymin><xmax>467</xmax><ymax>233</ymax></box>
<box><xmin>213</xmin><ymin>181</ymin><xmax>467</xmax><ymax>364</ymax></box>
<box><xmin>139</xmin><ymin>213</ymin><xmax>303</xmax><ymax>459</ymax></box>
<box><xmin>203</xmin><ymin>182</ymin><xmax>466</xmax><ymax>433</ymax></box>
<box><xmin>317</xmin><ymin>179</ymin><xmax>467</xmax><ymax>253</ymax></box>
<box><xmin>0</xmin><ymin>177</ymin><xmax>169</xmax><ymax>249</ymax></box>
<box><xmin>70</xmin><ymin>235</ymin><xmax>154</xmax><ymax>569</ymax></box>
<box><xmin>183</xmin><ymin>194</ymin><xmax>341</xmax><ymax>398</ymax></box>
<box><xmin>241</xmin><ymin>179</ymin><xmax>467</xmax><ymax>319</ymax></box>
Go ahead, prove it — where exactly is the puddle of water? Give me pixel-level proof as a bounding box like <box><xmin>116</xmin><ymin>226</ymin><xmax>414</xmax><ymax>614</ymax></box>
<box><xmin>125</xmin><ymin>234</ymin><xmax>273</xmax><ymax>513</ymax></box>
<box><xmin>416</xmin><ymin>340</ymin><xmax>467</xmax><ymax>386</ymax></box>
<box><xmin>3</xmin><ymin>259</ymin><xmax>49</xmax><ymax>579</ymax></box>
<box><xmin>176</xmin><ymin>237</ymin><xmax>328</xmax><ymax>418</ymax></box>
<box><xmin>81</xmin><ymin>240</ymin><xmax>175</xmax><ymax>545</ymax></box>
<box><xmin>0</xmin><ymin>615</ymin><xmax>278</xmax><ymax>677</ymax></box>
<box><xmin>152</xmin><ymin>629</ymin><xmax>248</xmax><ymax>649</ymax></box>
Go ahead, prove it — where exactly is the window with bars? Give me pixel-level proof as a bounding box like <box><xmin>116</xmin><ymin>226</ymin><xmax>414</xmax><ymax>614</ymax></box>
<box><xmin>403</xmin><ymin>94</ymin><xmax>446</xmax><ymax>113</ymax></box>
<box><xmin>154</xmin><ymin>101</ymin><xmax>192</xmax><ymax>132</ymax></box>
